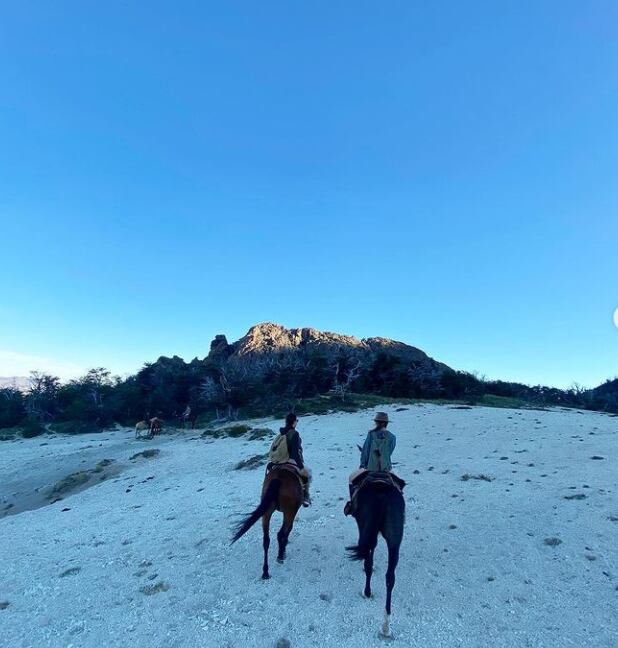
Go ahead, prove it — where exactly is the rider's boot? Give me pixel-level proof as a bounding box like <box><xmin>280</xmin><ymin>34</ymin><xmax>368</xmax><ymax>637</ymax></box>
<box><xmin>344</xmin><ymin>483</ymin><xmax>354</xmax><ymax>516</ymax></box>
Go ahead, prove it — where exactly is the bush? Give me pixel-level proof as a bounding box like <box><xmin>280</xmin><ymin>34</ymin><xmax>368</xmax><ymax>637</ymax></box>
<box><xmin>234</xmin><ymin>453</ymin><xmax>268</xmax><ymax>470</ymax></box>
<box><xmin>0</xmin><ymin>387</ymin><xmax>27</xmax><ymax>428</ymax></box>
<box><xmin>220</xmin><ymin>424</ymin><xmax>251</xmax><ymax>438</ymax></box>
<box><xmin>0</xmin><ymin>426</ymin><xmax>22</xmax><ymax>441</ymax></box>
<box><xmin>20</xmin><ymin>419</ymin><xmax>45</xmax><ymax>438</ymax></box>
<box><xmin>248</xmin><ymin>427</ymin><xmax>274</xmax><ymax>440</ymax></box>
<box><xmin>49</xmin><ymin>421</ymin><xmax>97</xmax><ymax>435</ymax></box>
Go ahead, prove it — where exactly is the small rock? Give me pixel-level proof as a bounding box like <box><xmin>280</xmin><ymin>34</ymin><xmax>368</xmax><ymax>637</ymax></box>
<box><xmin>140</xmin><ymin>581</ymin><xmax>169</xmax><ymax>596</ymax></box>
<box><xmin>544</xmin><ymin>537</ymin><xmax>562</xmax><ymax>547</ymax></box>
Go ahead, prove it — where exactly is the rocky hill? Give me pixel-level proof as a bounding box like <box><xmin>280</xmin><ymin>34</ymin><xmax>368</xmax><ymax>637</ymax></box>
<box><xmin>207</xmin><ymin>322</ymin><xmax>450</xmax><ymax>375</ymax></box>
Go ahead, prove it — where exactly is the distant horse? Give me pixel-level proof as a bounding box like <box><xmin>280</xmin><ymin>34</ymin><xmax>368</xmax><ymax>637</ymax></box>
<box><xmin>231</xmin><ymin>465</ymin><xmax>304</xmax><ymax>579</ymax></box>
<box><xmin>134</xmin><ymin>420</ymin><xmax>150</xmax><ymax>439</ymax></box>
<box><xmin>149</xmin><ymin>417</ymin><xmax>163</xmax><ymax>436</ymax></box>
<box><xmin>347</xmin><ymin>476</ymin><xmax>405</xmax><ymax>639</ymax></box>
<box><xmin>177</xmin><ymin>409</ymin><xmax>198</xmax><ymax>429</ymax></box>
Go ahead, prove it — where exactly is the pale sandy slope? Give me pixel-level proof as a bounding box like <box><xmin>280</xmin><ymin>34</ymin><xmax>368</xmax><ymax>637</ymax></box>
<box><xmin>1</xmin><ymin>405</ymin><xmax>617</xmax><ymax>648</ymax></box>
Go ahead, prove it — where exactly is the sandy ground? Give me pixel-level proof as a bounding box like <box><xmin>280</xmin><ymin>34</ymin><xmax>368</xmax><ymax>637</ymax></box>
<box><xmin>0</xmin><ymin>404</ymin><xmax>617</xmax><ymax>648</ymax></box>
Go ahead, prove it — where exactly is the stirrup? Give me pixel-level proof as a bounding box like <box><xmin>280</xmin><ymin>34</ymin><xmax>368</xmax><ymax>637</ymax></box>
<box><xmin>343</xmin><ymin>501</ymin><xmax>352</xmax><ymax>516</ymax></box>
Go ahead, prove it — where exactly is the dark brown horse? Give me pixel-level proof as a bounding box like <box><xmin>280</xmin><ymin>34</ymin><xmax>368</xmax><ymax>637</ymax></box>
<box><xmin>347</xmin><ymin>478</ymin><xmax>405</xmax><ymax>639</ymax></box>
<box><xmin>231</xmin><ymin>466</ymin><xmax>303</xmax><ymax>579</ymax></box>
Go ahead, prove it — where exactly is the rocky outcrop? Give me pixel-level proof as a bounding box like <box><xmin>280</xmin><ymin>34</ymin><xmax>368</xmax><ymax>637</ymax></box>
<box><xmin>208</xmin><ymin>334</ymin><xmax>233</xmax><ymax>362</ymax></box>
<box><xmin>207</xmin><ymin>322</ymin><xmax>450</xmax><ymax>374</ymax></box>
<box><xmin>232</xmin><ymin>323</ymin><xmax>363</xmax><ymax>356</ymax></box>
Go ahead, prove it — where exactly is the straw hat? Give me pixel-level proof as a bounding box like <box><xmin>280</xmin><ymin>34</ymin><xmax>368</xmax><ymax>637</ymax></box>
<box><xmin>373</xmin><ymin>411</ymin><xmax>389</xmax><ymax>423</ymax></box>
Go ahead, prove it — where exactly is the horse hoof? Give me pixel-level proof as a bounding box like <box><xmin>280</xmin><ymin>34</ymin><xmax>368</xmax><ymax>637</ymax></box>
<box><xmin>261</xmin><ymin>573</ymin><xmax>270</xmax><ymax>580</ymax></box>
<box><xmin>276</xmin><ymin>557</ymin><xmax>284</xmax><ymax>564</ymax></box>
<box><xmin>361</xmin><ymin>591</ymin><xmax>372</xmax><ymax>599</ymax></box>
<box><xmin>378</xmin><ymin>631</ymin><xmax>395</xmax><ymax>642</ymax></box>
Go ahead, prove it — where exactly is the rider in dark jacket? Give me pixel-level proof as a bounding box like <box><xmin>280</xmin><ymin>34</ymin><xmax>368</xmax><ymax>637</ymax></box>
<box><xmin>279</xmin><ymin>413</ymin><xmax>311</xmax><ymax>506</ymax></box>
<box><xmin>280</xmin><ymin>421</ymin><xmax>305</xmax><ymax>469</ymax></box>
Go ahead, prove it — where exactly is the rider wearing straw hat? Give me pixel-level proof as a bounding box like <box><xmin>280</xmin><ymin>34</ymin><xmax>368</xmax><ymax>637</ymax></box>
<box><xmin>344</xmin><ymin>411</ymin><xmax>397</xmax><ymax>515</ymax></box>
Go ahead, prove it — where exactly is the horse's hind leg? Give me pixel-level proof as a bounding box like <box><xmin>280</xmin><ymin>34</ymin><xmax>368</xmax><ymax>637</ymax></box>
<box><xmin>363</xmin><ymin>548</ymin><xmax>375</xmax><ymax>598</ymax></box>
<box><xmin>382</xmin><ymin>542</ymin><xmax>400</xmax><ymax>637</ymax></box>
<box><xmin>262</xmin><ymin>509</ymin><xmax>274</xmax><ymax>579</ymax></box>
<box><xmin>276</xmin><ymin>509</ymin><xmax>295</xmax><ymax>563</ymax></box>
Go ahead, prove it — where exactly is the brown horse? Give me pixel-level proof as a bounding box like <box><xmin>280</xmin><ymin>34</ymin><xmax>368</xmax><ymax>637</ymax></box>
<box><xmin>149</xmin><ymin>417</ymin><xmax>163</xmax><ymax>436</ymax></box>
<box><xmin>231</xmin><ymin>466</ymin><xmax>303</xmax><ymax>579</ymax></box>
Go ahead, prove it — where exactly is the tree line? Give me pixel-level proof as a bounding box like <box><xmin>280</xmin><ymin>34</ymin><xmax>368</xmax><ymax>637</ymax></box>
<box><xmin>1</xmin><ymin>350</ymin><xmax>616</xmax><ymax>434</ymax></box>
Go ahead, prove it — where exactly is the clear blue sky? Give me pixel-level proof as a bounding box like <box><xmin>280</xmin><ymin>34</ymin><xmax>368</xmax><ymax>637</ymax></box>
<box><xmin>1</xmin><ymin>1</ymin><xmax>617</xmax><ymax>388</ymax></box>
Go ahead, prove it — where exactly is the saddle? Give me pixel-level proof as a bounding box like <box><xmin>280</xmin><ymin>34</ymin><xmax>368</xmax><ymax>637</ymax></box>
<box><xmin>346</xmin><ymin>471</ymin><xmax>405</xmax><ymax>516</ymax></box>
<box><xmin>266</xmin><ymin>461</ymin><xmax>306</xmax><ymax>482</ymax></box>
<box><xmin>352</xmin><ymin>470</ymin><xmax>406</xmax><ymax>493</ymax></box>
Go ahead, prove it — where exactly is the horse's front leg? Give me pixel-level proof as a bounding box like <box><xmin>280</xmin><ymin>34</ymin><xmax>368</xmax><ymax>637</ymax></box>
<box><xmin>262</xmin><ymin>512</ymin><xmax>272</xmax><ymax>579</ymax></box>
<box><xmin>363</xmin><ymin>548</ymin><xmax>374</xmax><ymax>598</ymax></box>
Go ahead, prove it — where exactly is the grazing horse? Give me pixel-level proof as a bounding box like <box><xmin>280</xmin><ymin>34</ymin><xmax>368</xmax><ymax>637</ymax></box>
<box><xmin>347</xmin><ymin>478</ymin><xmax>405</xmax><ymax>639</ymax></box>
<box><xmin>134</xmin><ymin>420</ymin><xmax>150</xmax><ymax>439</ymax></box>
<box><xmin>149</xmin><ymin>417</ymin><xmax>162</xmax><ymax>436</ymax></box>
<box><xmin>231</xmin><ymin>465</ymin><xmax>303</xmax><ymax>579</ymax></box>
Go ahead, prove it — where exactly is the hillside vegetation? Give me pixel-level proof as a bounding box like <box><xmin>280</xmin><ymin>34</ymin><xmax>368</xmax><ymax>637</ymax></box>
<box><xmin>1</xmin><ymin>323</ymin><xmax>615</xmax><ymax>436</ymax></box>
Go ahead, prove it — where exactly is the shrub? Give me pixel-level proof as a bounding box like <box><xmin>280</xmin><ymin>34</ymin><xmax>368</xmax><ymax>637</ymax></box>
<box><xmin>49</xmin><ymin>421</ymin><xmax>96</xmax><ymax>435</ymax></box>
<box><xmin>220</xmin><ymin>424</ymin><xmax>251</xmax><ymax>438</ymax></box>
<box><xmin>20</xmin><ymin>419</ymin><xmax>45</xmax><ymax>438</ymax></box>
<box><xmin>234</xmin><ymin>453</ymin><xmax>268</xmax><ymax>470</ymax></box>
<box><xmin>47</xmin><ymin>471</ymin><xmax>90</xmax><ymax>498</ymax></box>
<box><xmin>0</xmin><ymin>427</ymin><xmax>22</xmax><ymax>441</ymax></box>
<box><xmin>248</xmin><ymin>427</ymin><xmax>274</xmax><ymax>440</ymax></box>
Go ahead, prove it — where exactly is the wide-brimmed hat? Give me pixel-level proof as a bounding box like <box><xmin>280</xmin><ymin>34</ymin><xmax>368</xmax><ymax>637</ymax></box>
<box><xmin>373</xmin><ymin>411</ymin><xmax>389</xmax><ymax>423</ymax></box>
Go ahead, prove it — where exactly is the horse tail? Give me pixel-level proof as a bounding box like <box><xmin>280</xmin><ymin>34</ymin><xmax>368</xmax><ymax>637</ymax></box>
<box><xmin>346</xmin><ymin>514</ymin><xmax>380</xmax><ymax>562</ymax></box>
<box><xmin>231</xmin><ymin>478</ymin><xmax>281</xmax><ymax>544</ymax></box>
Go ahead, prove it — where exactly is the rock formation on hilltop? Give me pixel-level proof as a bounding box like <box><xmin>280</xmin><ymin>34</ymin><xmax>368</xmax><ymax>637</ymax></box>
<box><xmin>206</xmin><ymin>322</ymin><xmax>450</xmax><ymax>375</ymax></box>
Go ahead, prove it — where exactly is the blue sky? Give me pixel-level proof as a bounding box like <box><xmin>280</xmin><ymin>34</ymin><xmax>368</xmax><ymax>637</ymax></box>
<box><xmin>1</xmin><ymin>1</ymin><xmax>617</xmax><ymax>388</ymax></box>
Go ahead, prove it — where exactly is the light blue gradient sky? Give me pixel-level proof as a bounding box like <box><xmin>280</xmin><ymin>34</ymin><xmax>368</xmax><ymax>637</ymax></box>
<box><xmin>1</xmin><ymin>2</ymin><xmax>617</xmax><ymax>387</ymax></box>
